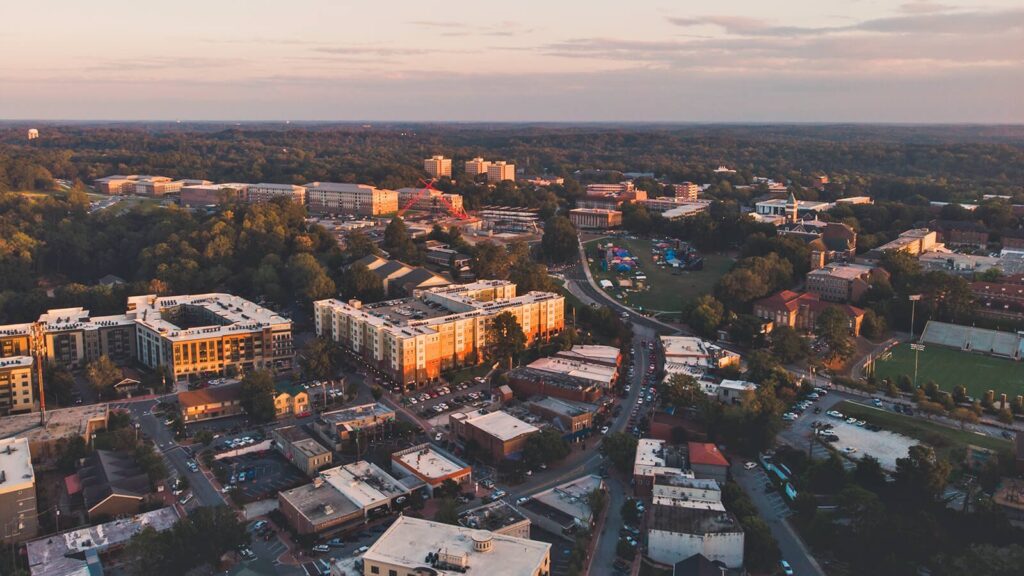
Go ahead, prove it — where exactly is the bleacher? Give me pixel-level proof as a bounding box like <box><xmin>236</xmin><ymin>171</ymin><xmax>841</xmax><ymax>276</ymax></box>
<box><xmin>920</xmin><ymin>321</ymin><xmax>1022</xmax><ymax>360</ymax></box>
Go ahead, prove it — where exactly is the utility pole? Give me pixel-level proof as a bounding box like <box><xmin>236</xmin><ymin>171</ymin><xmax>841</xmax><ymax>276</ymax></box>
<box><xmin>908</xmin><ymin>294</ymin><xmax>922</xmax><ymax>341</ymax></box>
<box><xmin>911</xmin><ymin>343</ymin><xmax>925</xmax><ymax>389</ymax></box>
<box><xmin>30</xmin><ymin>322</ymin><xmax>47</xmax><ymax>426</ymax></box>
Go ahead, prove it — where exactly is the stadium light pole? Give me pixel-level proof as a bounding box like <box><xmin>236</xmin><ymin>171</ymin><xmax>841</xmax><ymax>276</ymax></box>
<box><xmin>908</xmin><ymin>294</ymin><xmax>922</xmax><ymax>342</ymax></box>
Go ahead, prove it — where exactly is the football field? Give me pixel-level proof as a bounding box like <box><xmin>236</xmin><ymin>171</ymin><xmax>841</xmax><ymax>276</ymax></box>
<box><xmin>873</xmin><ymin>343</ymin><xmax>1023</xmax><ymax>399</ymax></box>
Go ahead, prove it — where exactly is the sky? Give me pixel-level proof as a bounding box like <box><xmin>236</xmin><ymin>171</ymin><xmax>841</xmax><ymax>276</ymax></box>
<box><xmin>1</xmin><ymin>0</ymin><xmax>1022</xmax><ymax>122</ymax></box>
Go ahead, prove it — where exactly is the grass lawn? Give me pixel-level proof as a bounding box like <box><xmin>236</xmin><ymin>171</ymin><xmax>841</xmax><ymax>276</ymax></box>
<box><xmin>584</xmin><ymin>237</ymin><xmax>732</xmax><ymax>313</ymax></box>
<box><xmin>834</xmin><ymin>400</ymin><xmax>1011</xmax><ymax>464</ymax></box>
<box><xmin>872</xmin><ymin>343</ymin><xmax>1024</xmax><ymax>399</ymax></box>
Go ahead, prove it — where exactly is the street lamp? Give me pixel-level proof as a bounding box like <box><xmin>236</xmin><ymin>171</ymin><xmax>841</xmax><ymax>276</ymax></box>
<box><xmin>908</xmin><ymin>294</ymin><xmax>922</xmax><ymax>341</ymax></box>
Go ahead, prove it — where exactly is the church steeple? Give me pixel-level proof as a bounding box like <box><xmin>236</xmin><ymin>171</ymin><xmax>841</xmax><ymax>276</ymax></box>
<box><xmin>787</xmin><ymin>191</ymin><xmax>798</xmax><ymax>223</ymax></box>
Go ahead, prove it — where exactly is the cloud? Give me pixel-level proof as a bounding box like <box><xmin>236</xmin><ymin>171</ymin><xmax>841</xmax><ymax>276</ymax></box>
<box><xmin>899</xmin><ymin>2</ymin><xmax>956</xmax><ymax>14</ymax></box>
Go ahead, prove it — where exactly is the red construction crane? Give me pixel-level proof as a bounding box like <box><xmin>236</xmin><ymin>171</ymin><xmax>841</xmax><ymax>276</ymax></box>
<box><xmin>397</xmin><ymin>179</ymin><xmax>469</xmax><ymax>219</ymax></box>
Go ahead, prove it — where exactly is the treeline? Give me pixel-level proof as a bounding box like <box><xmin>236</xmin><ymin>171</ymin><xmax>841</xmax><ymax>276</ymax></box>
<box><xmin>0</xmin><ymin>192</ymin><xmax>340</xmax><ymax>322</ymax></box>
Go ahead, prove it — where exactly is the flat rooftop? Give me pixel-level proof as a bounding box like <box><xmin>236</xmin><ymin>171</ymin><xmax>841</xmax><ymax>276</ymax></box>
<box><xmin>527</xmin><ymin>357</ymin><xmax>616</xmax><ymax>385</ymax></box>
<box><xmin>392</xmin><ymin>443</ymin><xmax>470</xmax><ymax>482</ymax></box>
<box><xmin>529</xmin><ymin>396</ymin><xmax>598</xmax><ymax>418</ymax></box>
<box><xmin>364</xmin><ymin>516</ymin><xmax>550</xmax><ymax>576</ymax></box>
<box><xmin>0</xmin><ymin>356</ymin><xmax>33</xmax><ymax>369</ymax></box>
<box><xmin>454</xmin><ymin>410</ymin><xmax>539</xmax><ymax>441</ymax></box>
<box><xmin>649</xmin><ymin>504</ymin><xmax>742</xmax><ymax>535</ymax></box>
<box><xmin>26</xmin><ymin>507</ymin><xmax>179</xmax><ymax>576</ymax></box>
<box><xmin>555</xmin><ymin>344</ymin><xmax>621</xmax><ymax>366</ymax></box>
<box><xmin>127</xmin><ymin>293</ymin><xmax>290</xmax><ymax>342</ymax></box>
<box><xmin>634</xmin><ymin>438</ymin><xmax>689</xmax><ymax>477</ymax></box>
<box><xmin>0</xmin><ymin>404</ymin><xmax>108</xmax><ymax>446</ymax></box>
<box><xmin>0</xmin><ymin>437</ymin><xmax>34</xmax><ymax>494</ymax></box>
<box><xmin>322</xmin><ymin>461</ymin><xmax>408</xmax><ymax>508</ymax></box>
<box><xmin>530</xmin><ymin>474</ymin><xmax>603</xmax><ymax>524</ymax></box>
<box><xmin>458</xmin><ymin>500</ymin><xmax>529</xmax><ymax>532</ymax></box>
<box><xmin>660</xmin><ymin>336</ymin><xmax>710</xmax><ymax>358</ymax></box>
<box><xmin>507</xmin><ymin>366</ymin><xmax>602</xmax><ymax>392</ymax></box>
<box><xmin>808</xmin><ymin>263</ymin><xmax>876</xmax><ymax>280</ymax></box>
<box><xmin>319</xmin><ymin>403</ymin><xmax>395</xmax><ymax>428</ymax></box>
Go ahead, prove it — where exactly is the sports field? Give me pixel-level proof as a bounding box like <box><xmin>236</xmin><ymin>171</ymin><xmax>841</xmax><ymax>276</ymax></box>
<box><xmin>873</xmin><ymin>343</ymin><xmax>1023</xmax><ymax>399</ymax></box>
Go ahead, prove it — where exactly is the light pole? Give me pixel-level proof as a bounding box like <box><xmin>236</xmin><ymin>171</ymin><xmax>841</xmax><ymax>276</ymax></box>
<box><xmin>911</xmin><ymin>343</ymin><xmax>925</xmax><ymax>389</ymax></box>
<box><xmin>908</xmin><ymin>294</ymin><xmax>922</xmax><ymax>341</ymax></box>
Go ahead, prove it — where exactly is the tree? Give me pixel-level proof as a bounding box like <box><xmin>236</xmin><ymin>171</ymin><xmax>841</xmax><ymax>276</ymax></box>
<box><xmin>44</xmin><ymin>364</ymin><xmax>76</xmax><ymax>407</ymax></box>
<box><xmin>587</xmin><ymin>488</ymin><xmax>608</xmax><ymax>518</ymax></box>
<box><xmin>859</xmin><ymin>309</ymin><xmax>887</xmax><ymax>340</ymax></box>
<box><xmin>300</xmin><ymin>337</ymin><xmax>340</xmax><ymax>381</ymax></box>
<box><xmin>288</xmin><ymin>252</ymin><xmax>336</xmax><ymax>303</ymax></box>
<box><xmin>339</xmin><ymin>262</ymin><xmax>385</xmax><ymax>302</ymax></box>
<box><xmin>852</xmin><ymin>455</ymin><xmax>887</xmax><ymax>493</ymax></box>
<box><xmin>435</xmin><ymin>478</ymin><xmax>461</xmax><ymax>499</ymax></box>
<box><xmin>770</xmin><ymin>326</ymin><xmax>809</xmax><ymax>364</ymax></box>
<box><xmin>524</xmin><ymin>429</ymin><xmax>571</xmax><ymax>466</ymax></box>
<box><xmin>740</xmin><ymin>516</ymin><xmax>781</xmax><ymax>572</ymax></box>
<box><xmin>371</xmin><ymin>385</ymin><xmax>383</xmax><ymax>400</ymax></box>
<box><xmin>195</xmin><ymin>429</ymin><xmax>214</xmax><ymax>446</ymax></box>
<box><xmin>540</xmin><ymin>216</ymin><xmax>578</xmax><ymax>263</ymax></box>
<box><xmin>124</xmin><ymin>506</ymin><xmax>250</xmax><ymax>576</ymax></box>
<box><xmin>470</xmin><ymin>241</ymin><xmax>512</xmax><ymax>280</ymax></box>
<box><xmin>659</xmin><ymin>373</ymin><xmax>704</xmax><ymax>409</ymax></box>
<box><xmin>952</xmin><ymin>407</ymin><xmax>979</xmax><ymax>429</ymax></box>
<box><xmin>894</xmin><ymin>444</ymin><xmax>951</xmax><ymax>505</ymax></box>
<box><xmin>602</xmin><ymin>432</ymin><xmax>638</xmax><ymax>473</ymax></box>
<box><xmin>487</xmin><ymin>311</ymin><xmax>526</xmax><ymax>368</ymax></box>
<box><xmin>240</xmin><ymin>369</ymin><xmax>276</xmax><ymax>423</ymax></box>
<box><xmin>434</xmin><ymin>497</ymin><xmax>461</xmax><ymax>525</ymax></box>
<box><xmin>816</xmin><ymin>306</ymin><xmax>855</xmax><ymax>360</ymax></box>
<box><xmin>620</xmin><ymin>500</ymin><xmax>641</xmax><ymax>524</ymax></box>
<box><xmin>344</xmin><ymin>230</ymin><xmax>378</xmax><ymax>261</ymax></box>
<box><xmin>86</xmin><ymin>355</ymin><xmax>121</xmax><ymax>398</ymax></box>
<box><xmin>686</xmin><ymin>294</ymin><xmax>724</xmax><ymax>338</ymax></box>
<box><xmin>382</xmin><ymin>217</ymin><xmax>419</xmax><ymax>263</ymax></box>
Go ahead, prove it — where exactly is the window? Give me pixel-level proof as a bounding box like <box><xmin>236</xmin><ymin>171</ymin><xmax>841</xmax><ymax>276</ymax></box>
<box><xmin>389</xmin><ymin>571</ymin><xmax>397</xmax><ymax>576</ymax></box>
<box><xmin>370</xmin><ymin>567</ymin><xmax>380</xmax><ymax>574</ymax></box>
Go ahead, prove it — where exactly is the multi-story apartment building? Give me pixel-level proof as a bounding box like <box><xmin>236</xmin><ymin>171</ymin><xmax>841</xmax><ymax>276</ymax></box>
<box><xmin>362</xmin><ymin>516</ymin><xmax>551</xmax><ymax>576</ymax></box>
<box><xmin>305</xmin><ymin>182</ymin><xmax>398</xmax><ymax>216</ymax></box>
<box><xmin>486</xmin><ymin>161</ymin><xmax>515</xmax><ymax>183</ymax></box>
<box><xmin>92</xmin><ymin>175</ymin><xmax>183</xmax><ymax>196</ymax></box>
<box><xmin>423</xmin><ymin>155</ymin><xmax>452</xmax><ymax>178</ymax></box>
<box><xmin>180</xmin><ymin>183</ymin><xmax>249</xmax><ymax>207</ymax></box>
<box><xmin>315</xmin><ymin>280</ymin><xmax>563</xmax><ymax>384</ymax></box>
<box><xmin>247</xmin><ymin>183</ymin><xmax>306</xmax><ymax>205</ymax></box>
<box><xmin>395</xmin><ymin>187</ymin><xmax>464</xmax><ymax>215</ymax></box>
<box><xmin>972</xmin><ymin>273</ymin><xmax>1024</xmax><ymax>322</ymax></box>
<box><xmin>806</xmin><ymin>263</ymin><xmax>886</xmax><ymax>303</ymax></box>
<box><xmin>128</xmin><ymin>293</ymin><xmax>293</xmax><ymax>380</ymax></box>
<box><xmin>449</xmin><ymin>409</ymin><xmax>539</xmax><ymax>461</ymax></box>
<box><xmin>577</xmin><ymin>183</ymin><xmax>648</xmax><ymax>210</ymax></box>
<box><xmin>569</xmin><ymin>208</ymin><xmax>622</xmax><ymax>230</ymax></box>
<box><xmin>673</xmin><ymin>182</ymin><xmax>700</xmax><ymax>200</ymax></box>
<box><xmin>0</xmin><ymin>437</ymin><xmax>37</xmax><ymax>543</ymax></box>
<box><xmin>0</xmin><ymin>357</ymin><xmax>35</xmax><ymax>416</ymax></box>
<box><xmin>464</xmin><ymin>157</ymin><xmax>491</xmax><ymax>176</ymax></box>
<box><xmin>0</xmin><ymin>308</ymin><xmax>135</xmax><ymax>370</ymax></box>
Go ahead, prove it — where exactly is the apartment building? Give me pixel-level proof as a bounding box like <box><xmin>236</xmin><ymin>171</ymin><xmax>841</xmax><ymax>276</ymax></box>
<box><xmin>93</xmin><ymin>175</ymin><xmax>197</xmax><ymax>196</ymax></box>
<box><xmin>972</xmin><ymin>274</ymin><xmax>1024</xmax><ymax>322</ymax></box>
<box><xmin>395</xmin><ymin>187</ymin><xmax>464</xmax><ymax>215</ymax></box>
<box><xmin>487</xmin><ymin>161</ymin><xmax>516</xmax><ymax>183</ymax></box>
<box><xmin>0</xmin><ymin>357</ymin><xmax>35</xmax><ymax>416</ymax></box>
<box><xmin>180</xmin><ymin>182</ymin><xmax>249</xmax><ymax>207</ymax></box>
<box><xmin>390</xmin><ymin>443</ymin><xmax>473</xmax><ymax>496</ymax></box>
<box><xmin>363</xmin><ymin>516</ymin><xmax>551</xmax><ymax>576</ymax></box>
<box><xmin>311</xmin><ymin>403</ymin><xmax>396</xmax><ymax>452</ymax></box>
<box><xmin>465</xmin><ymin>157</ymin><xmax>491</xmax><ymax>176</ymax></box>
<box><xmin>305</xmin><ymin>182</ymin><xmax>398</xmax><ymax>216</ymax></box>
<box><xmin>862</xmin><ymin>228</ymin><xmax>938</xmax><ymax>262</ymax></box>
<box><xmin>806</xmin><ymin>263</ymin><xmax>886</xmax><ymax>303</ymax></box>
<box><xmin>314</xmin><ymin>280</ymin><xmax>564</xmax><ymax>384</ymax></box>
<box><xmin>673</xmin><ymin>182</ymin><xmax>700</xmax><ymax>200</ymax></box>
<box><xmin>569</xmin><ymin>208</ymin><xmax>622</xmax><ymax>230</ymax></box>
<box><xmin>0</xmin><ymin>308</ymin><xmax>135</xmax><ymax>370</ymax></box>
<box><xmin>129</xmin><ymin>293</ymin><xmax>292</xmax><ymax>380</ymax></box>
<box><xmin>247</xmin><ymin>183</ymin><xmax>306</xmax><ymax>205</ymax></box>
<box><xmin>424</xmin><ymin>155</ymin><xmax>452</xmax><ymax>179</ymax></box>
<box><xmin>449</xmin><ymin>409</ymin><xmax>539</xmax><ymax>461</ymax></box>
<box><xmin>0</xmin><ymin>437</ymin><xmax>37</xmax><ymax>543</ymax></box>
<box><xmin>577</xmin><ymin>183</ymin><xmax>648</xmax><ymax>210</ymax></box>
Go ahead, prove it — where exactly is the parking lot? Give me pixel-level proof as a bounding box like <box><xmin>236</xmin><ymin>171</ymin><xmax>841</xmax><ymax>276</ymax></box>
<box><xmin>220</xmin><ymin>451</ymin><xmax>308</xmax><ymax>500</ymax></box>
<box><xmin>402</xmin><ymin>379</ymin><xmax>493</xmax><ymax>425</ymax></box>
<box><xmin>818</xmin><ymin>415</ymin><xmax>917</xmax><ymax>470</ymax></box>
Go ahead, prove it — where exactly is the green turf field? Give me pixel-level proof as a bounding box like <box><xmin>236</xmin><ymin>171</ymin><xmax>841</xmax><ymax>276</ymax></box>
<box><xmin>585</xmin><ymin>237</ymin><xmax>732</xmax><ymax>313</ymax></box>
<box><xmin>872</xmin><ymin>343</ymin><xmax>1024</xmax><ymax>399</ymax></box>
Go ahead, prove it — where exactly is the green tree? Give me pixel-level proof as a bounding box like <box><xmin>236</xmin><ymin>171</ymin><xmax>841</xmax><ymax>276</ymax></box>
<box><xmin>470</xmin><ymin>241</ymin><xmax>512</xmax><ymax>280</ymax></box>
<box><xmin>524</xmin><ymin>429</ymin><xmax>571</xmax><ymax>466</ymax></box>
<box><xmin>44</xmin><ymin>364</ymin><xmax>76</xmax><ymax>407</ymax></box>
<box><xmin>770</xmin><ymin>325</ymin><xmax>809</xmax><ymax>364</ymax></box>
<box><xmin>344</xmin><ymin>229</ymin><xmax>378</xmax><ymax>261</ymax></box>
<box><xmin>659</xmin><ymin>373</ymin><xmax>704</xmax><ymax>409</ymax></box>
<box><xmin>540</xmin><ymin>215</ymin><xmax>578</xmax><ymax>263</ymax></box>
<box><xmin>240</xmin><ymin>369</ymin><xmax>276</xmax><ymax>423</ymax></box>
<box><xmin>816</xmin><ymin>306</ymin><xmax>855</xmax><ymax>360</ymax></box>
<box><xmin>602</xmin><ymin>432</ymin><xmax>638</xmax><ymax>473</ymax></box>
<box><xmin>339</xmin><ymin>262</ymin><xmax>385</xmax><ymax>302</ymax></box>
<box><xmin>740</xmin><ymin>515</ymin><xmax>781</xmax><ymax>572</ymax></box>
<box><xmin>382</xmin><ymin>217</ymin><xmax>419</xmax><ymax>263</ymax></box>
<box><xmin>486</xmin><ymin>311</ymin><xmax>526</xmax><ymax>369</ymax></box>
<box><xmin>300</xmin><ymin>337</ymin><xmax>340</xmax><ymax>380</ymax></box>
<box><xmin>686</xmin><ymin>294</ymin><xmax>725</xmax><ymax>338</ymax></box>
<box><xmin>894</xmin><ymin>444</ymin><xmax>951</xmax><ymax>505</ymax></box>
<box><xmin>86</xmin><ymin>355</ymin><xmax>122</xmax><ymax>399</ymax></box>
<box><xmin>288</xmin><ymin>252</ymin><xmax>336</xmax><ymax>303</ymax></box>
<box><xmin>859</xmin><ymin>309</ymin><xmax>888</xmax><ymax>340</ymax></box>
<box><xmin>587</xmin><ymin>488</ymin><xmax>608</xmax><ymax>518</ymax></box>
<box><xmin>434</xmin><ymin>497</ymin><xmax>461</xmax><ymax>525</ymax></box>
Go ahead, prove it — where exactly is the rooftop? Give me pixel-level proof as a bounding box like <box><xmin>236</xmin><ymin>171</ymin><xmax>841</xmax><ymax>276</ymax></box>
<box><xmin>392</xmin><ymin>443</ymin><xmax>471</xmax><ymax>482</ymax></box>
<box><xmin>25</xmin><ymin>507</ymin><xmax>179</xmax><ymax>576</ymax></box>
<box><xmin>688</xmin><ymin>443</ymin><xmax>729</xmax><ymax>468</ymax></box>
<box><xmin>452</xmin><ymin>409</ymin><xmax>539</xmax><ymax>441</ymax></box>
<box><xmin>507</xmin><ymin>366</ymin><xmax>603</xmax><ymax>393</ymax></box>
<box><xmin>634</xmin><ymin>438</ymin><xmax>690</xmax><ymax>477</ymax></box>
<box><xmin>660</xmin><ymin>336</ymin><xmax>711</xmax><ymax>359</ymax></box>
<box><xmin>363</xmin><ymin>516</ymin><xmax>550</xmax><ymax>576</ymax></box>
<box><xmin>458</xmin><ymin>500</ymin><xmax>529</xmax><ymax>532</ymax></box>
<box><xmin>319</xmin><ymin>403</ymin><xmax>395</xmax><ymax>429</ymax></box>
<box><xmin>0</xmin><ymin>404</ymin><xmax>108</xmax><ymax>447</ymax></box>
<box><xmin>322</xmin><ymin>461</ymin><xmax>408</xmax><ymax>507</ymax></box>
<box><xmin>0</xmin><ymin>355</ymin><xmax>33</xmax><ymax>370</ymax></box>
<box><xmin>649</xmin><ymin>504</ymin><xmax>743</xmax><ymax>536</ymax></box>
<box><xmin>127</xmin><ymin>293</ymin><xmax>289</xmax><ymax>342</ymax></box>
<box><xmin>529</xmin><ymin>474</ymin><xmax>603</xmax><ymax>524</ymax></box>
<box><xmin>177</xmin><ymin>382</ymin><xmax>241</xmax><ymax>409</ymax></box>
<box><xmin>0</xmin><ymin>437</ymin><xmax>34</xmax><ymax>494</ymax></box>
<box><xmin>528</xmin><ymin>396</ymin><xmax>599</xmax><ymax>419</ymax></box>
<box><xmin>526</xmin><ymin>356</ymin><xmax>616</xmax><ymax>386</ymax></box>
<box><xmin>554</xmin><ymin>344</ymin><xmax>621</xmax><ymax>366</ymax></box>
<box><xmin>278</xmin><ymin>478</ymin><xmax>361</xmax><ymax>526</ymax></box>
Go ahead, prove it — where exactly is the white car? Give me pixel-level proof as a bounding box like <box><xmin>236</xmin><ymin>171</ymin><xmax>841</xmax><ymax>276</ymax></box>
<box><xmin>842</xmin><ymin>446</ymin><xmax>858</xmax><ymax>454</ymax></box>
<box><xmin>744</xmin><ymin>461</ymin><xmax>757</xmax><ymax>470</ymax></box>
<box><xmin>827</xmin><ymin>410</ymin><xmax>844</xmax><ymax>419</ymax></box>
<box><xmin>517</xmin><ymin>496</ymin><xmax>529</xmax><ymax>505</ymax></box>
<box><xmin>600</xmin><ymin>426</ymin><xmax>610</xmax><ymax>434</ymax></box>
<box><xmin>782</xmin><ymin>413</ymin><xmax>798</xmax><ymax>421</ymax></box>
<box><xmin>846</xmin><ymin>417</ymin><xmax>858</xmax><ymax>425</ymax></box>
<box><xmin>409</xmin><ymin>398</ymin><xmax>418</xmax><ymax>405</ymax></box>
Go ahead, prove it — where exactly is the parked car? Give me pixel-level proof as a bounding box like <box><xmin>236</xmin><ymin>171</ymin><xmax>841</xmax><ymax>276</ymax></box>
<box><xmin>744</xmin><ymin>461</ymin><xmax>757</xmax><ymax>470</ymax></box>
<box><xmin>312</xmin><ymin>544</ymin><xmax>330</xmax><ymax>553</ymax></box>
<box><xmin>780</xmin><ymin>560</ymin><xmax>794</xmax><ymax>575</ymax></box>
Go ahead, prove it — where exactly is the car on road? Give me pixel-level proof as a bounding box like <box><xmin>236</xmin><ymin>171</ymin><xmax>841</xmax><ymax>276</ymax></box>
<box><xmin>312</xmin><ymin>544</ymin><xmax>330</xmax><ymax>553</ymax></box>
<box><xmin>872</xmin><ymin>398</ymin><xmax>883</xmax><ymax>407</ymax></box>
<box><xmin>600</xmin><ymin>426</ymin><xmax>610</xmax><ymax>434</ymax></box>
<box><xmin>780</xmin><ymin>560</ymin><xmax>794</xmax><ymax>575</ymax></box>
<box><xmin>327</xmin><ymin>538</ymin><xmax>344</xmax><ymax>547</ymax></box>
<box><xmin>178</xmin><ymin>493</ymin><xmax>193</xmax><ymax>505</ymax></box>
<box><xmin>744</xmin><ymin>461</ymin><xmax>757</xmax><ymax>470</ymax></box>
<box><xmin>516</xmin><ymin>496</ymin><xmax>529</xmax><ymax>505</ymax></box>
<box><xmin>353</xmin><ymin>545</ymin><xmax>369</xmax><ymax>556</ymax></box>
<box><xmin>842</xmin><ymin>446</ymin><xmax>858</xmax><ymax>454</ymax></box>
